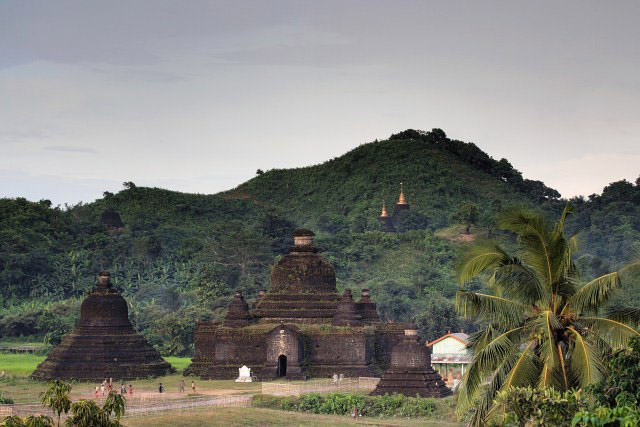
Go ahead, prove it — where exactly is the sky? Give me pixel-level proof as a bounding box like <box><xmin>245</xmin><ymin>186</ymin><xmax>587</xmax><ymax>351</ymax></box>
<box><xmin>1</xmin><ymin>1</ymin><xmax>639</xmax><ymax>206</ymax></box>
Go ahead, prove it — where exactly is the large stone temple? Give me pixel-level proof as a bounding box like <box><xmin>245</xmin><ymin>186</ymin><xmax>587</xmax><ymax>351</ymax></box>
<box><xmin>32</xmin><ymin>271</ymin><xmax>173</xmax><ymax>381</ymax></box>
<box><xmin>187</xmin><ymin>229</ymin><xmax>412</xmax><ymax>380</ymax></box>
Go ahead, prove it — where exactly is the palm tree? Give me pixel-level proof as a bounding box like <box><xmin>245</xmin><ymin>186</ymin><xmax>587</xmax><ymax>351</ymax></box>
<box><xmin>103</xmin><ymin>391</ymin><xmax>126</xmax><ymax>422</ymax></box>
<box><xmin>39</xmin><ymin>380</ymin><xmax>71</xmax><ymax>427</ymax></box>
<box><xmin>455</xmin><ymin>205</ymin><xmax>640</xmax><ymax>426</ymax></box>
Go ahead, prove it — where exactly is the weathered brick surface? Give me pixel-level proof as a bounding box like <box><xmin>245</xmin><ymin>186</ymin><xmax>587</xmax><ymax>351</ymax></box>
<box><xmin>32</xmin><ymin>272</ymin><xmax>173</xmax><ymax>381</ymax></box>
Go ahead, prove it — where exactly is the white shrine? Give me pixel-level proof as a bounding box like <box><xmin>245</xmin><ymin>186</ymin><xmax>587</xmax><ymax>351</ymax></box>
<box><xmin>235</xmin><ymin>365</ymin><xmax>253</xmax><ymax>382</ymax></box>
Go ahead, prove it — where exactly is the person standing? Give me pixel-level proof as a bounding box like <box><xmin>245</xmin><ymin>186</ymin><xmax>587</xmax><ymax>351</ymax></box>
<box><xmin>94</xmin><ymin>386</ymin><xmax>99</xmax><ymax>398</ymax></box>
<box><xmin>158</xmin><ymin>382</ymin><xmax>164</xmax><ymax>393</ymax></box>
<box><xmin>191</xmin><ymin>380</ymin><xmax>196</xmax><ymax>393</ymax></box>
<box><xmin>100</xmin><ymin>383</ymin><xmax>105</xmax><ymax>397</ymax></box>
<box><xmin>128</xmin><ymin>384</ymin><xmax>133</xmax><ymax>395</ymax></box>
<box><xmin>179</xmin><ymin>379</ymin><xmax>185</xmax><ymax>393</ymax></box>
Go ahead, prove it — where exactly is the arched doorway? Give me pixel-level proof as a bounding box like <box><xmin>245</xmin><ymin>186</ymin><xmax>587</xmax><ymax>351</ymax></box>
<box><xmin>277</xmin><ymin>355</ymin><xmax>287</xmax><ymax>377</ymax></box>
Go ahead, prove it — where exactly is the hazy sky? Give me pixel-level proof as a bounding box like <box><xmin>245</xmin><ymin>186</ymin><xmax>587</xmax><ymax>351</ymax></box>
<box><xmin>1</xmin><ymin>1</ymin><xmax>639</xmax><ymax>206</ymax></box>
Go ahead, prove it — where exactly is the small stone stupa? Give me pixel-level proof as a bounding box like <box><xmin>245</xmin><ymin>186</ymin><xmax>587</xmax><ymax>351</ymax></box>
<box><xmin>371</xmin><ymin>324</ymin><xmax>451</xmax><ymax>398</ymax></box>
<box><xmin>31</xmin><ymin>271</ymin><xmax>173</xmax><ymax>381</ymax></box>
<box><xmin>101</xmin><ymin>208</ymin><xmax>124</xmax><ymax>230</ymax></box>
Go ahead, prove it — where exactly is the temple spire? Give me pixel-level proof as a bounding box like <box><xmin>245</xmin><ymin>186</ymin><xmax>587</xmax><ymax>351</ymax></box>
<box><xmin>380</xmin><ymin>200</ymin><xmax>388</xmax><ymax>218</ymax></box>
<box><xmin>398</xmin><ymin>182</ymin><xmax>407</xmax><ymax>205</ymax></box>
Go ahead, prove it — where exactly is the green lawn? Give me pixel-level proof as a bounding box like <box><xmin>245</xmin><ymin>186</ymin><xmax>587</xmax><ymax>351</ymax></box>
<box><xmin>0</xmin><ymin>353</ymin><xmax>46</xmax><ymax>376</ymax></box>
<box><xmin>0</xmin><ymin>354</ymin><xmax>189</xmax><ymax>377</ymax></box>
<box><xmin>163</xmin><ymin>356</ymin><xmax>191</xmax><ymax>372</ymax></box>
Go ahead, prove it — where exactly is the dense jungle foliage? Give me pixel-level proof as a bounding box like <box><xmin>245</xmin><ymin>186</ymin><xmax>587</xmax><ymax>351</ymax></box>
<box><xmin>1</xmin><ymin>129</ymin><xmax>639</xmax><ymax>356</ymax></box>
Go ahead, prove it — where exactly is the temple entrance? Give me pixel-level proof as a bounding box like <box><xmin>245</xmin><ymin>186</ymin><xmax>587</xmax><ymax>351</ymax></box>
<box><xmin>277</xmin><ymin>355</ymin><xmax>287</xmax><ymax>377</ymax></box>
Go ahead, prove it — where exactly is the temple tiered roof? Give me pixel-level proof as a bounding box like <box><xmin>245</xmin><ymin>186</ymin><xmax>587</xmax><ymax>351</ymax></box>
<box><xmin>31</xmin><ymin>271</ymin><xmax>173</xmax><ymax>381</ymax></box>
<box><xmin>371</xmin><ymin>325</ymin><xmax>451</xmax><ymax>398</ymax></box>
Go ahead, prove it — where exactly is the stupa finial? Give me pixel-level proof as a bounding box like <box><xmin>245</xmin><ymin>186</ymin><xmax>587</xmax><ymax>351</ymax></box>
<box><xmin>380</xmin><ymin>200</ymin><xmax>388</xmax><ymax>218</ymax></box>
<box><xmin>398</xmin><ymin>182</ymin><xmax>407</xmax><ymax>205</ymax></box>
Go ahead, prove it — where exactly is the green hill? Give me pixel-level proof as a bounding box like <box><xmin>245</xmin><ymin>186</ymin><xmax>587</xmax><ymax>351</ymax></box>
<box><xmin>1</xmin><ymin>128</ymin><xmax>639</xmax><ymax>355</ymax></box>
<box><xmin>230</xmin><ymin>128</ymin><xmax>557</xmax><ymax>230</ymax></box>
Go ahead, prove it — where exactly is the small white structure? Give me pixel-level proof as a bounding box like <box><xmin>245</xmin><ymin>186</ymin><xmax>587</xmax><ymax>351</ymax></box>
<box><xmin>427</xmin><ymin>332</ymin><xmax>472</xmax><ymax>389</ymax></box>
<box><xmin>235</xmin><ymin>365</ymin><xmax>253</xmax><ymax>382</ymax></box>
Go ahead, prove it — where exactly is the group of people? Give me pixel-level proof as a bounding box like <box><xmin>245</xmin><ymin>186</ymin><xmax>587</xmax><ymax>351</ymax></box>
<box><xmin>94</xmin><ymin>378</ymin><xmax>133</xmax><ymax>397</ymax></box>
<box><xmin>92</xmin><ymin>377</ymin><xmax>197</xmax><ymax>397</ymax></box>
<box><xmin>158</xmin><ymin>380</ymin><xmax>196</xmax><ymax>394</ymax></box>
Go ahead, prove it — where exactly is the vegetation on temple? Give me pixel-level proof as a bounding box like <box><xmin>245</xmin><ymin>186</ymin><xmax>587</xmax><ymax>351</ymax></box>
<box><xmin>455</xmin><ymin>206</ymin><xmax>640</xmax><ymax>426</ymax></box>
<box><xmin>1</xmin><ymin>128</ymin><xmax>639</xmax><ymax>358</ymax></box>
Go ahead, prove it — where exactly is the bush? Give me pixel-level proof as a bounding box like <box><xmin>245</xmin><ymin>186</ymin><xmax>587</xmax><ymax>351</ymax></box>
<box><xmin>493</xmin><ymin>386</ymin><xmax>589</xmax><ymax>426</ymax></box>
<box><xmin>0</xmin><ymin>390</ymin><xmax>14</xmax><ymax>404</ymax></box>
<box><xmin>572</xmin><ymin>406</ymin><xmax>640</xmax><ymax>426</ymax></box>
<box><xmin>251</xmin><ymin>392</ymin><xmax>438</xmax><ymax>418</ymax></box>
<box><xmin>588</xmin><ymin>336</ymin><xmax>640</xmax><ymax>409</ymax></box>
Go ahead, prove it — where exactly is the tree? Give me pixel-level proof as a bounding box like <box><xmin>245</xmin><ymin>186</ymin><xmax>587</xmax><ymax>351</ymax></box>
<box><xmin>39</xmin><ymin>380</ymin><xmax>71</xmax><ymax>427</ymax></box>
<box><xmin>451</xmin><ymin>201</ymin><xmax>479</xmax><ymax>234</ymax></box>
<box><xmin>455</xmin><ymin>205</ymin><xmax>640</xmax><ymax>426</ymax></box>
<box><xmin>65</xmin><ymin>393</ymin><xmax>125</xmax><ymax>427</ymax></box>
<box><xmin>103</xmin><ymin>391</ymin><xmax>126</xmax><ymax>423</ymax></box>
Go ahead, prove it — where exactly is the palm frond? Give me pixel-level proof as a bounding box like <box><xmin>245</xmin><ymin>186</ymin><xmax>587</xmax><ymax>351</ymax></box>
<box><xmin>498</xmin><ymin>208</ymin><xmax>567</xmax><ymax>297</ymax></box>
<box><xmin>456</xmin><ymin>327</ymin><xmax>523</xmax><ymax>420</ymax></box>
<box><xmin>489</xmin><ymin>262</ymin><xmax>550</xmax><ymax>306</ymax></box>
<box><xmin>582</xmin><ymin>317</ymin><xmax>640</xmax><ymax>349</ymax></box>
<box><xmin>457</xmin><ymin>242</ymin><xmax>511</xmax><ymax>285</ymax></box>
<box><xmin>456</xmin><ymin>290</ymin><xmax>527</xmax><ymax>327</ymax></box>
<box><xmin>566</xmin><ymin>272</ymin><xmax>620</xmax><ymax>315</ymax></box>
<box><xmin>555</xmin><ymin>203</ymin><xmax>574</xmax><ymax>235</ymax></box>
<box><xmin>605</xmin><ymin>305</ymin><xmax>640</xmax><ymax>326</ymax></box>
<box><xmin>502</xmin><ymin>341</ymin><xmax>539</xmax><ymax>389</ymax></box>
<box><xmin>567</xmin><ymin>326</ymin><xmax>605</xmax><ymax>387</ymax></box>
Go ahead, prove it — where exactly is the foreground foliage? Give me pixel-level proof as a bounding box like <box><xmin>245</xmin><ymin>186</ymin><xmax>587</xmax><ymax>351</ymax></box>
<box><xmin>0</xmin><ymin>416</ymin><xmax>54</xmax><ymax>427</ymax></box>
<box><xmin>39</xmin><ymin>380</ymin><xmax>71</xmax><ymax>427</ymax></box>
<box><xmin>493</xmin><ymin>386</ymin><xmax>588</xmax><ymax>426</ymax></box>
<box><xmin>456</xmin><ymin>205</ymin><xmax>640</xmax><ymax>425</ymax></box>
<box><xmin>252</xmin><ymin>392</ymin><xmax>443</xmax><ymax>418</ymax></box>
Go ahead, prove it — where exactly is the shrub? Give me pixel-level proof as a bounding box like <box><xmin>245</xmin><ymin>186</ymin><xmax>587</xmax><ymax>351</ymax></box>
<box><xmin>572</xmin><ymin>406</ymin><xmax>640</xmax><ymax>426</ymax></box>
<box><xmin>251</xmin><ymin>392</ymin><xmax>439</xmax><ymax>418</ymax></box>
<box><xmin>588</xmin><ymin>336</ymin><xmax>640</xmax><ymax>409</ymax></box>
<box><xmin>493</xmin><ymin>386</ymin><xmax>589</xmax><ymax>426</ymax></box>
<box><xmin>0</xmin><ymin>390</ymin><xmax>14</xmax><ymax>404</ymax></box>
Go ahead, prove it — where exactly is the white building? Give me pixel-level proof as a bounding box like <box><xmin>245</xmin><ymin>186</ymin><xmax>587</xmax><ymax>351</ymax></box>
<box><xmin>426</xmin><ymin>332</ymin><xmax>472</xmax><ymax>388</ymax></box>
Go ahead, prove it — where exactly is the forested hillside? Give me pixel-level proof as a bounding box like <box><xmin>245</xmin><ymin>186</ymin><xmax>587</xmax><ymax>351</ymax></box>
<box><xmin>1</xmin><ymin>128</ymin><xmax>639</xmax><ymax>355</ymax></box>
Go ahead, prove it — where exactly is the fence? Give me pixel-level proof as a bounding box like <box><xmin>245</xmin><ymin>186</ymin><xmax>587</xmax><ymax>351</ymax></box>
<box><xmin>261</xmin><ymin>377</ymin><xmax>380</xmax><ymax>396</ymax></box>
<box><xmin>0</xmin><ymin>394</ymin><xmax>251</xmax><ymax>419</ymax></box>
<box><xmin>0</xmin><ymin>345</ymin><xmax>48</xmax><ymax>354</ymax></box>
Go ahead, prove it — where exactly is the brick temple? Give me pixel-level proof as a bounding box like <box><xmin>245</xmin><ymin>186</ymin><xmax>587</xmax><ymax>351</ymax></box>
<box><xmin>31</xmin><ymin>271</ymin><xmax>173</xmax><ymax>381</ymax></box>
<box><xmin>371</xmin><ymin>325</ymin><xmax>451</xmax><ymax>398</ymax></box>
<box><xmin>186</xmin><ymin>229</ymin><xmax>411</xmax><ymax>380</ymax></box>
<box><xmin>188</xmin><ymin>229</ymin><xmax>412</xmax><ymax>380</ymax></box>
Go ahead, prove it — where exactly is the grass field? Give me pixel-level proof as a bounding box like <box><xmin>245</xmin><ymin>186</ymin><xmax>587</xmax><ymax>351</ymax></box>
<box><xmin>122</xmin><ymin>407</ymin><xmax>462</xmax><ymax>427</ymax></box>
<box><xmin>0</xmin><ymin>353</ymin><xmax>259</xmax><ymax>403</ymax></box>
<box><xmin>0</xmin><ymin>354</ymin><xmax>191</xmax><ymax>377</ymax></box>
<box><xmin>0</xmin><ymin>353</ymin><xmax>46</xmax><ymax>376</ymax></box>
<box><xmin>1</xmin><ymin>353</ymin><xmax>461</xmax><ymax>426</ymax></box>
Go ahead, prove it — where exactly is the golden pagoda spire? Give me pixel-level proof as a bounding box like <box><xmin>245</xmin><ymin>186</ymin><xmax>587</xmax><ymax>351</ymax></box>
<box><xmin>398</xmin><ymin>182</ymin><xmax>407</xmax><ymax>205</ymax></box>
<box><xmin>380</xmin><ymin>200</ymin><xmax>388</xmax><ymax>218</ymax></box>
